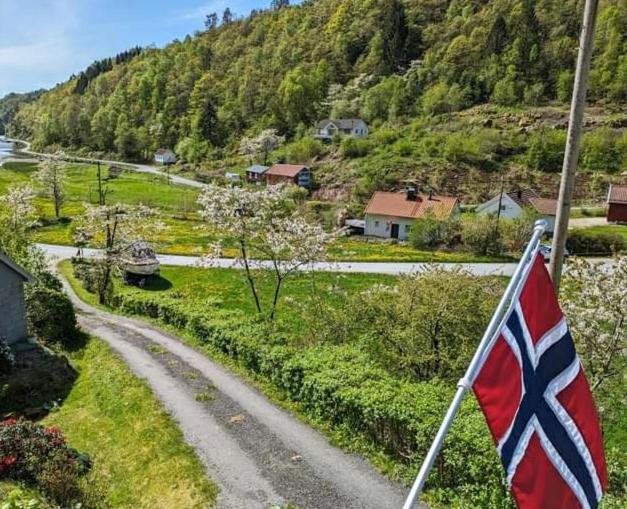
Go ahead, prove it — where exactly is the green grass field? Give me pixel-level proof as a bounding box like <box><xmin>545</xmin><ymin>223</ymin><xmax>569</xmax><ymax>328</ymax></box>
<box><xmin>4</xmin><ymin>161</ymin><xmax>509</xmax><ymax>262</ymax></box>
<box><xmin>0</xmin><ymin>337</ymin><xmax>217</xmax><ymax>508</ymax></box>
<box><xmin>576</xmin><ymin>224</ymin><xmax>627</xmax><ymax>242</ymax></box>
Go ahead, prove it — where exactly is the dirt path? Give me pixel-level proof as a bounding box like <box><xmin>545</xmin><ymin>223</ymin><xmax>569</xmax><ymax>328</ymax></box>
<box><xmin>63</xmin><ymin>281</ymin><xmax>412</xmax><ymax>509</ymax></box>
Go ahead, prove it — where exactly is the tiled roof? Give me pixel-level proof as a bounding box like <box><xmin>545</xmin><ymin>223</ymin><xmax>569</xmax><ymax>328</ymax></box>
<box><xmin>506</xmin><ymin>189</ymin><xmax>540</xmax><ymax>208</ymax></box>
<box><xmin>608</xmin><ymin>184</ymin><xmax>627</xmax><ymax>204</ymax></box>
<box><xmin>529</xmin><ymin>197</ymin><xmax>558</xmax><ymax>216</ymax></box>
<box><xmin>364</xmin><ymin>191</ymin><xmax>458</xmax><ymax>220</ymax></box>
<box><xmin>266</xmin><ymin>164</ymin><xmax>308</xmax><ymax>178</ymax></box>
<box><xmin>317</xmin><ymin>118</ymin><xmax>366</xmax><ymax>130</ymax></box>
<box><xmin>246</xmin><ymin>165</ymin><xmax>270</xmax><ymax>174</ymax></box>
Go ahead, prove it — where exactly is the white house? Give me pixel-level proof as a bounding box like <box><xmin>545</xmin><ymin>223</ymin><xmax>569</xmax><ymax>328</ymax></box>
<box><xmin>154</xmin><ymin>148</ymin><xmax>177</xmax><ymax>165</ymax></box>
<box><xmin>476</xmin><ymin>189</ymin><xmax>558</xmax><ymax>233</ymax></box>
<box><xmin>315</xmin><ymin>119</ymin><xmax>369</xmax><ymax>141</ymax></box>
<box><xmin>364</xmin><ymin>188</ymin><xmax>460</xmax><ymax>241</ymax></box>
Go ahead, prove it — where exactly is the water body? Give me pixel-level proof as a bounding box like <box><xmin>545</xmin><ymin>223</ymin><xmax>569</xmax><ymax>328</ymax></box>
<box><xmin>0</xmin><ymin>140</ymin><xmax>15</xmax><ymax>163</ymax></box>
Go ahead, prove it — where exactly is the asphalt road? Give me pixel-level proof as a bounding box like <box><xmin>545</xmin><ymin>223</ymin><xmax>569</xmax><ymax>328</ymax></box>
<box><xmin>41</xmin><ymin>243</ymin><xmax>521</xmax><ymax>276</ymax></box>
<box><xmin>4</xmin><ymin>137</ymin><xmax>204</xmax><ymax>188</ymax></box>
<box><xmin>63</xmin><ymin>277</ymin><xmax>412</xmax><ymax>509</ymax></box>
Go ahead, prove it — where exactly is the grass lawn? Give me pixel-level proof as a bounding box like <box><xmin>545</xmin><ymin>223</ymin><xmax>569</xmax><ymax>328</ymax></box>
<box><xmin>3</xmin><ymin>162</ymin><xmax>511</xmax><ymax>262</ymax></box>
<box><xmin>1</xmin><ymin>336</ymin><xmax>217</xmax><ymax>508</ymax></box>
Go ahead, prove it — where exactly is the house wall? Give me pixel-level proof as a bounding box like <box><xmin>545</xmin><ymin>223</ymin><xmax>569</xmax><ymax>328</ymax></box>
<box><xmin>0</xmin><ymin>263</ymin><xmax>29</xmax><ymax>345</ymax></box>
<box><xmin>364</xmin><ymin>214</ymin><xmax>414</xmax><ymax>240</ymax></box>
<box><xmin>541</xmin><ymin>215</ymin><xmax>556</xmax><ymax>233</ymax></box>
<box><xmin>476</xmin><ymin>194</ymin><xmax>522</xmax><ymax>219</ymax></box>
<box><xmin>608</xmin><ymin>203</ymin><xmax>627</xmax><ymax>223</ymax></box>
<box><xmin>352</xmin><ymin>121</ymin><xmax>369</xmax><ymax>138</ymax></box>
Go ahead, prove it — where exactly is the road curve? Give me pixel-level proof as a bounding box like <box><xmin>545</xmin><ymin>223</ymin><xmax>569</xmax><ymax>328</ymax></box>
<box><xmin>5</xmin><ymin>137</ymin><xmax>204</xmax><ymax>188</ymax></box>
<box><xmin>41</xmin><ymin>242</ymin><xmax>520</xmax><ymax>276</ymax></box>
<box><xmin>62</xmin><ymin>277</ymin><xmax>412</xmax><ymax>509</ymax></box>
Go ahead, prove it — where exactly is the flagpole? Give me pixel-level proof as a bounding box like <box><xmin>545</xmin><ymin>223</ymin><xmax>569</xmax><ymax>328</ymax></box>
<box><xmin>402</xmin><ymin>219</ymin><xmax>548</xmax><ymax>509</ymax></box>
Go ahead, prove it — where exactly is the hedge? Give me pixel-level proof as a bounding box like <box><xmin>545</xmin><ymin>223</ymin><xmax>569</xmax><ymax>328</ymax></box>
<box><xmin>567</xmin><ymin>229</ymin><xmax>626</xmax><ymax>255</ymax></box>
<box><xmin>109</xmin><ymin>292</ymin><xmax>505</xmax><ymax>495</ymax></box>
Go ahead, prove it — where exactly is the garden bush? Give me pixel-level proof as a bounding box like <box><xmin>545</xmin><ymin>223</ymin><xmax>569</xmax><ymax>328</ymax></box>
<box><xmin>460</xmin><ymin>215</ymin><xmax>504</xmax><ymax>256</ymax></box>
<box><xmin>25</xmin><ymin>286</ymin><xmax>78</xmax><ymax>347</ymax></box>
<box><xmin>340</xmin><ymin>137</ymin><xmax>372</xmax><ymax>158</ymax></box>
<box><xmin>0</xmin><ymin>419</ymin><xmax>92</xmax><ymax>506</ymax></box>
<box><xmin>409</xmin><ymin>213</ymin><xmax>459</xmax><ymax>249</ymax></box>
<box><xmin>0</xmin><ymin>336</ymin><xmax>15</xmax><ymax>373</ymax></box>
<box><xmin>567</xmin><ymin>230</ymin><xmax>626</xmax><ymax>255</ymax></box>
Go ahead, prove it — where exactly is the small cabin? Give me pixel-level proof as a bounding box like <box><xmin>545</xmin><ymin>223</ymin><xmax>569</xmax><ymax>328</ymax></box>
<box><xmin>265</xmin><ymin>164</ymin><xmax>311</xmax><ymax>188</ymax></box>
<box><xmin>245</xmin><ymin>165</ymin><xmax>269</xmax><ymax>184</ymax></box>
<box><xmin>607</xmin><ymin>184</ymin><xmax>627</xmax><ymax>223</ymax></box>
<box><xmin>121</xmin><ymin>241</ymin><xmax>160</xmax><ymax>286</ymax></box>
<box><xmin>154</xmin><ymin>149</ymin><xmax>177</xmax><ymax>165</ymax></box>
<box><xmin>0</xmin><ymin>251</ymin><xmax>34</xmax><ymax>345</ymax></box>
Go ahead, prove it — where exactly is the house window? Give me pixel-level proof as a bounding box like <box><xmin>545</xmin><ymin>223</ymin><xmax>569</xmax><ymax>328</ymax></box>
<box><xmin>405</xmin><ymin>225</ymin><xmax>410</xmax><ymax>232</ymax></box>
<box><xmin>374</xmin><ymin>220</ymin><xmax>380</xmax><ymax>228</ymax></box>
<box><xmin>500</xmin><ymin>205</ymin><xmax>507</xmax><ymax>211</ymax></box>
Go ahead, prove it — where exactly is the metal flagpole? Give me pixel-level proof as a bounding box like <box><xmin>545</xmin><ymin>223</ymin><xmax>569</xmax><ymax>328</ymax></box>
<box><xmin>402</xmin><ymin>219</ymin><xmax>548</xmax><ymax>509</ymax></box>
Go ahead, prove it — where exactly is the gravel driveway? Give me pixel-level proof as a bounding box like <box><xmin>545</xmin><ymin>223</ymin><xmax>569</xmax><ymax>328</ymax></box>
<box><xmin>64</xmin><ymin>280</ymin><xmax>414</xmax><ymax>509</ymax></box>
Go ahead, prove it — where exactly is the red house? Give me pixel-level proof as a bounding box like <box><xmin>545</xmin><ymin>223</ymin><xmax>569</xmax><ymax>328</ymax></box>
<box><xmin>264</xmin><ymin>164</ymin><xmax>311</xmax><ymax>188</ymax></box>
<box><xmin>607</xmin><ymin>184</ymin><xmax>627</xmax><ymax>223</ymax></box>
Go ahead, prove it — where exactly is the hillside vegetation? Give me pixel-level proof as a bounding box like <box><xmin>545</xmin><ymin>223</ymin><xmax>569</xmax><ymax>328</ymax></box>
<box><xmin>8</xmin><ymin>0</ymin><xmax>626</xmax><ymax>162</ymax></box>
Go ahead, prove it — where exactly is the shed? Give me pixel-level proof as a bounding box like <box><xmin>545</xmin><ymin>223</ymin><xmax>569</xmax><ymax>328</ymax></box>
<box><xmin>0</xmin><ymin>251</ymin><xmax>34</xmax><ymax>345</ymax></box>
<box><xmin>245</xmin><ymin>164</ymin><xmax>269</xmax><ymax>184</ymax></box>
<box><xmin>607</xmin><ymin>184</ymin><xmax>627</xmax><ymax>223</ymax></box>
<box><xmin>154</xmin><ymin>148</ymin><xmax>177</xmax><ymax>165</ymax></box>
<box><xmin>265</xmin><ymin>164</ymin><xmax>311</xmax><ymax>188</ymax></box>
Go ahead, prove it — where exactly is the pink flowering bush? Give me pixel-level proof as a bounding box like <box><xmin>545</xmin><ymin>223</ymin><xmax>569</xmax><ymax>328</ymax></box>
<box><xmin>0</xmin><ymin>419</ymin><xmax>92</xmax><ymax>504</ymax></box>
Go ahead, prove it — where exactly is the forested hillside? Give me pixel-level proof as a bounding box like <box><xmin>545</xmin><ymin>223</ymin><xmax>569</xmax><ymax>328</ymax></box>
<box><xmin>8</xmin><ymin>0</ymin><xmax>626</xmax><ymax>162</ymax></box>
<box><xmin>0</xmin><ymin>90</ymin><xmax>44</xmax><ymax>135</ymax></box>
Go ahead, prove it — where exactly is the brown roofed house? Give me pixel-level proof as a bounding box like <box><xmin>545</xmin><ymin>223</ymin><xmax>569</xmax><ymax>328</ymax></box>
<box><xmin>265</xmin><ymin>164</ymin><xmax>312</xmax><ymax>188</ymax></box>
<box><xmin>607</xmin><ymin>184</ymin><xmax>627</xmax><ymax>223</ymax></box>
<box><xmin>364</xmin><ymin>188</ymin><xmax>459</xmax><ymax>240</ymax></box>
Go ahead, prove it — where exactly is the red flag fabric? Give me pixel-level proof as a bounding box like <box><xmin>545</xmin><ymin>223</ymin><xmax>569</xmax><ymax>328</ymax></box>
<box><xmin>473</xmin><ymin>254</ymin><xmax>607</xmax><ymax>509</ymax></box>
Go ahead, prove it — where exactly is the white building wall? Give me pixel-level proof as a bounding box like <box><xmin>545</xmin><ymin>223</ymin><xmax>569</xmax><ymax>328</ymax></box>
<box><xmin>476</xmin><ymin>194</ymin><xmax>522</xmax><ymax>219</ymax></box>
<box><xmin>364</xmin><ymin>214</ymin><xmax>414</xmax><ymax>240</ymax></box>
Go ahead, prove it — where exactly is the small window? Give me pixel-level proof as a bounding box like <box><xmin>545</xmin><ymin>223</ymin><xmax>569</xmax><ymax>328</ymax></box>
<box><xmin>405</xmin><ymin>224</ymin><xmax>410</xmax><ymax>232</ymax></box>
<box><xmin>374</xmin><ymin>220</ymin><xmax>380</xmax><ymax>228</ymax></box>
<box><xmin>500</xmin><ymin>205</ymin><xmax>507</xmax><ymax>211</ymax></box>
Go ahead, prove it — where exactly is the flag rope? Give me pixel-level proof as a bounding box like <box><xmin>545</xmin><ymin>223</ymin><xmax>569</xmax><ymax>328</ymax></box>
<box><xmin>401</xmin><ymin>219</ymin><xmax>548</xmax><ymax>509</ymax></box>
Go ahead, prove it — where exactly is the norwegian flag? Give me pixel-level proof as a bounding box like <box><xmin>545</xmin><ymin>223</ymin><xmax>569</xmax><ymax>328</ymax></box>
<box><xmin>473</xmin><ymin>254</ymin><xmax>607</xmax><ymax>509</ymax></box>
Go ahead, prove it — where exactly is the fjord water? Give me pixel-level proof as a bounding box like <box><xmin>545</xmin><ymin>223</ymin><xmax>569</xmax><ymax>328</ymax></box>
<box><xmin>0</xmin><ymin>140</ymin><xmax>14</xmax><ymax>163</ymax></box>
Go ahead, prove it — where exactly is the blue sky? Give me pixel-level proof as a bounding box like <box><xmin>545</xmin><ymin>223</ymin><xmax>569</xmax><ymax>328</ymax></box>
<box><xmin>0</xmin><ymin>0</ymin><xmax>285</xmax><ymax>98</ymax></box>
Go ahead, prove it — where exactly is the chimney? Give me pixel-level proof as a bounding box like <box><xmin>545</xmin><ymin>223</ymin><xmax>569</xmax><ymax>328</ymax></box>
<box><xmin>428</xmin><ymin>189</ymin><xmax>433</xmax><ymax>201</ymax></box>
<box><xmin>406</xmin><ymin>186</ymin><xmax>417</xmax><ymax>201</ymax></box>
<box><xmin>517</xmin><ymin>190</ymin><xmax>522</xmax><ymax>200</ymax></box>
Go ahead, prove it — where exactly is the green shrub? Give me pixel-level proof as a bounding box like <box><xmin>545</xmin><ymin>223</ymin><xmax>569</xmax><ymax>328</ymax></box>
<box><xmin>0</xmin><ymin>336</ymin><xmax>15</xmax><ymax>373</ymax></box>
<box><xmin>372</xmin><ymin>127</ymin><xmax>399</xmax><ymax>145</ymax></box>
<box><xmin>393</xmin><ymin>139</ymin><xmax>414</xmax><ymax>157</ymax></box>
<box><xmin>284</xmin><ymin>137</ymin><xmax>325</xmax><ymax>163</ymax></box>
<box><xmin>25</xmin><ymin>286</ymin><xmax>78</xmax><ymax>347</ymax></box>
<box><xmin>409</xmin><ymin>213</ymin><xmax>459</xmax><ymax>249</ymax></box>
<box><xmin>525</xmin><ymin>130</ymin><xmax>566</xmax><ymax>172</ymax></box>
<box><xmin>0</xmin><ymin>419</ymin><xmax>91</xmax><ymax>506</ymax></box>
<box><xmin>461</xmin><ymin>215</ymin><xmax>504</xmax><ymax>256</ymax></box>
<box><xmin>567</xmin><ymin>230</ymin><xmax>626</xmax><ymax>255</ymax></box>
<box><xmin>340</xmin><ymin>137</ymin><xmax>372</xmax><ymax>158</ymax></box>
<box><xmin>581</xmin><ymin>128</ymin><xmax>621</xmax><ymax>173</ymax></box>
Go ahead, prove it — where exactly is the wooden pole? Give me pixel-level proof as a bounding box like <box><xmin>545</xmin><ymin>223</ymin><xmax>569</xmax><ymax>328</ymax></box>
<box><xmin>549</xmin><ymin>0</ymin><xmax>599</xmax><ymax>290</ymax></box>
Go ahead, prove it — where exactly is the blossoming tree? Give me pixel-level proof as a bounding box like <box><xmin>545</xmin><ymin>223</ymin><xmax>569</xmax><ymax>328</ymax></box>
<box><xmin>36</xmin><ymin>156</ymin><xmax>66</xmax><ymax>219</ymax></box>
<box><xmin>198</xmin><ymin>184</ymin><xmax>339</xmax><ymax>319</ymax></box>
<box><xmin>74</xmin><ymin>204</ymin><xmax>164</xmax><ymax>303</ymax></box>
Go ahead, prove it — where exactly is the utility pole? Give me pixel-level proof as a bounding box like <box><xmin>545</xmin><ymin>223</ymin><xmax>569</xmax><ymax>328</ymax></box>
<box><xmin>549</xmin><ymin>0</ymin><xmax>599</xmax><ymax>291</ymax></box>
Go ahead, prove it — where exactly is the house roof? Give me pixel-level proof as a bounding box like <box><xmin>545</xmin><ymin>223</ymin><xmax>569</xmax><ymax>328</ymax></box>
<box><xmin>529</xmin><ymin>197</ymin><xmax>558</xmax><ymax>216</ymax></box>
<box><xmin>0</xmin><ymin>251</ymin><xmax>34</xmax><ymax>282</ymax></box>
<box><xmin>317</xmin><ymin>118</ymin><xmax>366</xmax><ymax>130</ymax></box>
<box><xmin>266</xmin><ymin>164</ymin><xmax>308</xmax><ymax>178</ymax></box>
<box><xmin>155</xmin><ymin>148</ymin><xmax>174</xmax><ymax>156</ymax></box>
<box><xmin>364</xmin><ymin>191</ymin><xmax>459</xmax><ymax>220</ymax></box>
<box><xmin>608</xmin><ymin>184</ymin><xmax>627</xmax><ymax>204</ymax></box>
<box><xmin>506</xmin><ymin>189</ymin><xmax>540</xmax><ymax>208</ymax></box>
<box><xmin>246</xmin><ymin>165</ymin><xmax>270</xmax><ymax>174</ymax></box>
